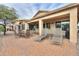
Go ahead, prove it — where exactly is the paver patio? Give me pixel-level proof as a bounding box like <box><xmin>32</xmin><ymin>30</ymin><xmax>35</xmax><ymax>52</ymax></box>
<box><xmin>0</xmin><ymin>31</ymin><xmax>78</xmax><ymax>56</ymax></box>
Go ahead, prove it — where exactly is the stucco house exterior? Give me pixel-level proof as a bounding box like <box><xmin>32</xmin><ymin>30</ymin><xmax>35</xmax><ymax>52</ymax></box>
<box><xmin>15</xmin><ymin>3</ymin><xmax>79</xmax><ymax>46</ymax></box>
<box><xmin>14</xmin><ymin>19</ymin><xmax>29</xmax><ymax>34</ymax></box>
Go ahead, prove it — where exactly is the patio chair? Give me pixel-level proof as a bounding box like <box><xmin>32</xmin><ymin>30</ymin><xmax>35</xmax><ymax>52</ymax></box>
<box><xmin>17</xmin><ymin>29</ymin><xmax>30</xmax><ymax>38</ymax></box>
<box><xmin>25</xmin><ymin>30</ymin><xmax>30</xmax><ymax>38</ymax></box>
<box><xmin>29</xmin><ymin>30</ymin><xmax>34</xmax><ymax>36</ymax></box>
<box><xmin>17</xmin><ymin>30</ymin><xmax>23</xmax><ymax>37</ymax></box>
<box><xmin>35</xmin><ymin>32</ymin><xmax>48</xmax><ymax>42</ymax></box>
<box><xmin>51</xmin><ymin>28</ymin><xmax>63</xmax><ymax>45</ymax></box>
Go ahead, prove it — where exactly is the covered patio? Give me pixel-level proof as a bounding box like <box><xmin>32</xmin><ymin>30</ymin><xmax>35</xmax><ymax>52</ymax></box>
<box><xmin>27</xmin><ymin>4</ymin><xmax>79</xmax><ymax>46</ymax></box>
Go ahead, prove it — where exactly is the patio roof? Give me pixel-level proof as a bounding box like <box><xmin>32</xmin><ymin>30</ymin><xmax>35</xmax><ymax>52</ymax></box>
<box><xmin>31</xmin><ymin>3</ymin><xmax>79</xmax><ymax>20</ymax></box>
<box><xmin>31</xmin><ymin>10</ymin><xmax>50</xmax><ymax>20</ymax></box>
<box><xmin>15</xmin><ymin>19</ymin><xmax>30</xmax><ymax>22</ymax></box>
<box><xmin>27</xmin><ymin>3</ymin><xmax>79</xmax><ymax>24</ymax></box>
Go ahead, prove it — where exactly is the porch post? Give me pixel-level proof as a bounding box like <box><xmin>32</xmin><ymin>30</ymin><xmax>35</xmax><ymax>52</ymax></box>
<box><xmin>25</xmin><ymin>23</ymin><xmax>29</xmax><ymax>30</ymax></box>
<box><xmin>39</xmin><ymin>20</ymin><xmax>43</xmax><ymax>36</ymax></box>
<box><xmin>70</xmin><ymin>7</ymin><xmax>78</xmax><ymax>44</ymax></box>
<box><xmin>50</xmin><ymin>23</ymin><xmax>56</xmax><ymax>33</ymax></box>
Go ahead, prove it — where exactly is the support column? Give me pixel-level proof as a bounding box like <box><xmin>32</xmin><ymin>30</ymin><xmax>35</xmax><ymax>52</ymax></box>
<box><xmin>70</xmin><ymin>7</ymin><xmax>78</xmax><ymax>44</ymax></box>
<box><xmin>25</xmin><ymin>23</ymin><xmax>29</xmax><ymax>30</ymax></box>
<box><xmin>50</xmin><ymin>23</ymin><xmax>56</xmax><ymax>33</ymax></box>
<box><xmin>39</xmin><ymin>20</ymin><xmax>43</xmax><ymax>36</ymax></box>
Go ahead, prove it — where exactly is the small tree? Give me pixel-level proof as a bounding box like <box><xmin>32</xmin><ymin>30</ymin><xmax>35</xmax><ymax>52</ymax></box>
<box><xmin>0</xmin><ymin>5</ymin><xmax>18</xmax><ymax>35</ymax></box>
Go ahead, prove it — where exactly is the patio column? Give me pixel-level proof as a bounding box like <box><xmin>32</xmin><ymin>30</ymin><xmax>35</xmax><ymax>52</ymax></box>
<box><xmin>50</xmin><ymin>23</ymin><xmax>56</xmax><ymax>33</ymax></box>
<box><xmin>39</xmin><ymin>20</ymin><xmax>43</xmax><ymax>36</ymax></box>
<box><xmin>25</xmin><ymin>23</ymin><xmax>29</xmax><ymax>30</ymax></box>
<box><xmin>70</xmin><ymin>7</ymin><xmax>78</xmax><ymax>44</ymax></box>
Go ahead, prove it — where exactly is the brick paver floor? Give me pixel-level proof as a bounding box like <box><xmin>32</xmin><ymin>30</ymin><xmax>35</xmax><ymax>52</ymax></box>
<box><xmin>0</xmin><ymin>31</ymin><xmax>78</xmax><ymax>56</ymax></box>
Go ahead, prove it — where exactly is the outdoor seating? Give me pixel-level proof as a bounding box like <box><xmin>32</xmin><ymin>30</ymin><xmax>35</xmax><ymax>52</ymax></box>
<box><xmin>29</xmin><ymin>30</ymin><xmax>35</xmax><ymax>37</ymax></box>
<box><xmin>35</xmin><ymin>32</ymin><xmax>48</xmax><ymax>42</ymax></box>
<box><xmin>51</xmin><ymin>28</ymin><xmax>63</xmax><ymax>45</ymax></box>
<box><xmin>25</xmin><ymin>30</ymin><xmax>30</xmax><ymax>38</ymax></box>
<box><xmin>19</xmin><ymin>30</ymin><xmax>25</xmax><ymax>37</ymax></box>
<box><xmin>14</xmin><ymin>29</ymin><xmax>25</xmax><ymax>37</ymax></box>
<box><xmin>18</xmin><ymin>30</ymin><xmax>30</xmax><ymax>38</ymax></box>
<box><xmin>14</xmin><ymin>31</ymin><xmax>21</xmax><ymax>38</ymax></box>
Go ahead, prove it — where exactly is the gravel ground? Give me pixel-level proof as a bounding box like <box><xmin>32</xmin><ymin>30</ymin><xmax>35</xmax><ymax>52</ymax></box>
<box><xmin>0</xmin><ymin>31</ymin><xmax>78</xmax><ymax>56</ymax></box>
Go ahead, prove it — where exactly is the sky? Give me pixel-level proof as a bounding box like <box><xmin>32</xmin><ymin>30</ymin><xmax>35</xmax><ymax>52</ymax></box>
<box><xmin>0</xmin><ymin>3</ymin><xmax>69</xmax><ymax>19</ymax></box>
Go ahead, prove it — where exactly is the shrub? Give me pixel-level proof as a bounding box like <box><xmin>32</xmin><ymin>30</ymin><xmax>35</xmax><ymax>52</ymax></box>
<box><xmin>0</xmin><ymin>25</ymin><xmax>4</xmax><ymax>32</ymax></box>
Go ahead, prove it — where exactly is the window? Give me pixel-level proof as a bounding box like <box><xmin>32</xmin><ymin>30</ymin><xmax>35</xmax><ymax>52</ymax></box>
<box><xmin>61</xmin><ymin>21</ymin><xmax>69</xmax><ymax>31</ymax></box>
<box><xmin>55</xmin><ymin>22</ymin><xmax>61</xmax><ymax>28</ymax></box>
<box><xmin>43</xmin><ymin>23</ymin><xmax>50</xmax><ymax>29</ymax></box>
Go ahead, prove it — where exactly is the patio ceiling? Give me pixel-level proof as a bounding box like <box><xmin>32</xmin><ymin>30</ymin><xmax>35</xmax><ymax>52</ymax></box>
<box><xmin>28</xmin><ymin>21</ymin><xmax>39</xmax><ymax>25</ymax></box>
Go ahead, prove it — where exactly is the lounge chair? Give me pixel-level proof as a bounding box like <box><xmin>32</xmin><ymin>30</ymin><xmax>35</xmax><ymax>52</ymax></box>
<box><xmin>35</xmin><ymin>32</ymin><xmax>48</xmax><ymax>41</ymax></box>
<box><xmin>51</xmin><ymin>28</ymin><xmax>63</xmax><ymax>45</ymax></box>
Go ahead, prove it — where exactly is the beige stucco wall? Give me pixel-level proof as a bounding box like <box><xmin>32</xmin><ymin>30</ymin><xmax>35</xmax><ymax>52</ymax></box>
<box><xmin>70</xmin><ymin>7</ymin><xmax>78</xmax><ymax>44</ymax></box>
